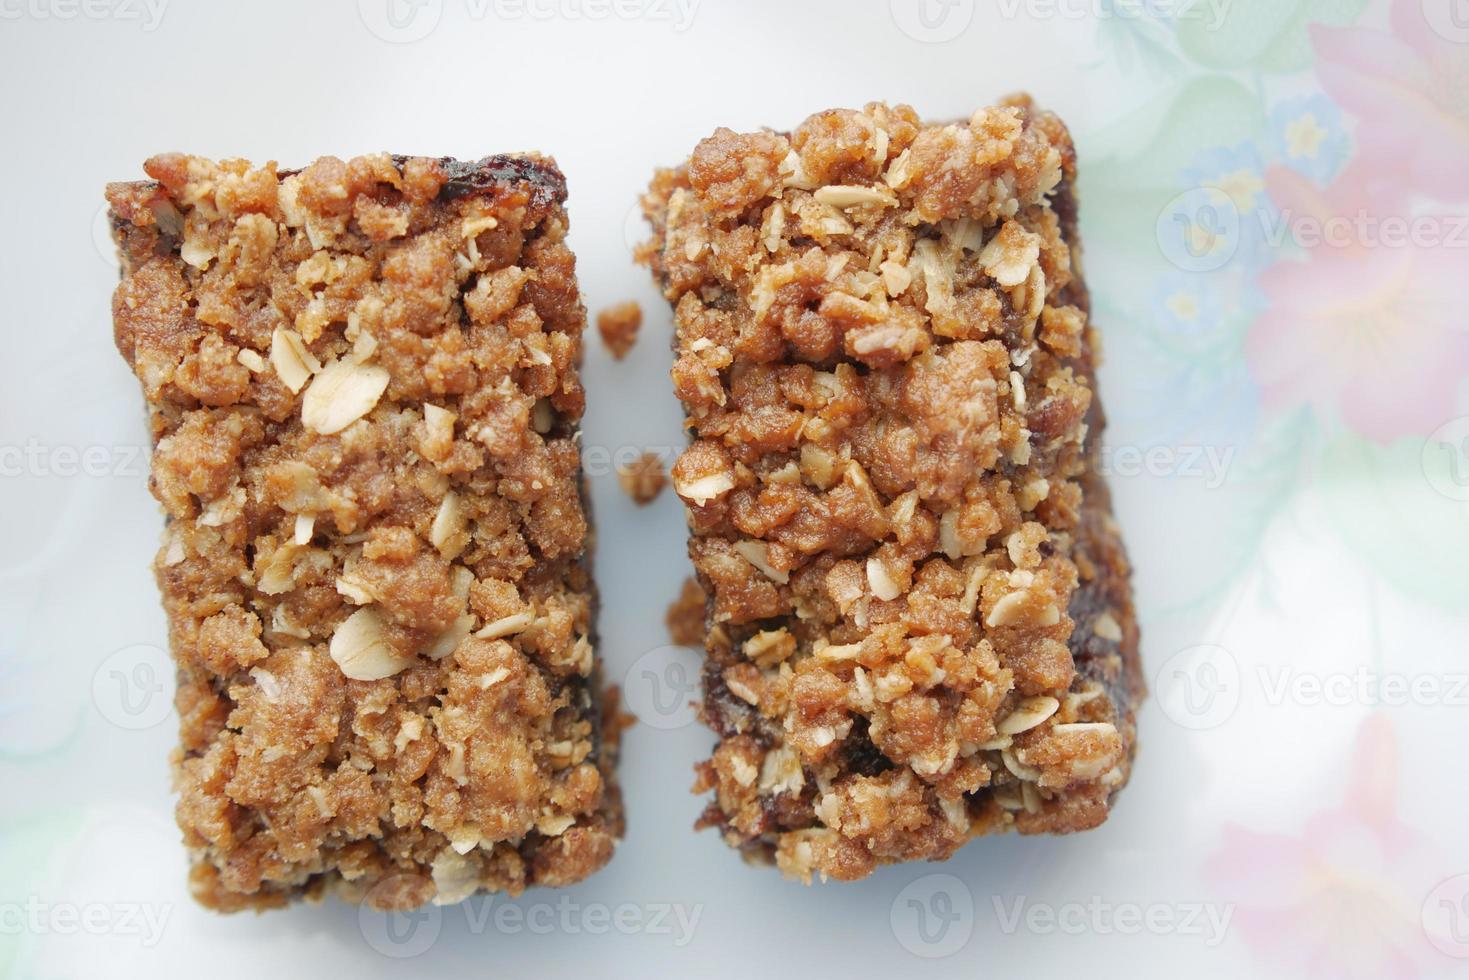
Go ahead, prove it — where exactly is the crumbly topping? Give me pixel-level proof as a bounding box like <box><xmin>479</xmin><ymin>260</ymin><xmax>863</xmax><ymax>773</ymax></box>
<box><xmin>596</xmin><ymin>300</ymin><xmax>643</xmax><ymax>360</ymax></box>
<box><xmin>643</xmin><ymin>99</ymin><xmax>1142</xmax><ymax>882</ymax></box>
<box><xmin>617</xmin><ymin>451</ymin><xmax>667</xmax><ymax>506</ymax></box>
<box><xmin>109</xmin><ymin>152</ymin><xmax>622</xmax><ymax>911</ymax></box>
<box><xmin>666</xmin><ymin>577</ymin><xmax>708</xmax><ymax>647</ymax></box>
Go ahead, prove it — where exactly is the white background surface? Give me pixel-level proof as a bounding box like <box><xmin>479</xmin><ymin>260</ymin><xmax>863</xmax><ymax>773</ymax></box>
<box><xmin>2</xmin><ymin>0</ymin><xmax>1467</xmax><ymax>977</ymax></box>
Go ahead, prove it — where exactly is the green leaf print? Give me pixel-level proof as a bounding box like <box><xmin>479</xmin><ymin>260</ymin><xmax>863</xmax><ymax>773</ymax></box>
<box><xmin>1175</xmin><ymin>0</ymin><xmax>1369</xmax><ymax>73</ymax></box>
<box><xmin>1080</xmin><ymin>75</ymin><xmax>1264</xmax><ymax>267</ymax></box>
<box><xmin>1316</xmin><ymin>433</ymin><xmax>1469</xmax><ymax>612</ymax></box>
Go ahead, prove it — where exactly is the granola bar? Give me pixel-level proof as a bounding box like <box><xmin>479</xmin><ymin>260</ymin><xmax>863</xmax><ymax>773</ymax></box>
<box><xmin>108</xmin><ymin>152</ymin><xmax>623</xmax><ymax>910</ymax></box>
<box><xmin>641</xmin><ymin>99</ymin><xmax>1143</xmax><ymax>881</ymax></box>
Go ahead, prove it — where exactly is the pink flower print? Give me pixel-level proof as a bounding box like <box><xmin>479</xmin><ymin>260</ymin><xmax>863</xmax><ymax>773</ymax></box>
<box><xmin>1245</xmin><ymin>163</ymin><xmax>1469</xmax><ymax>443</ymax></box>
<box><xmin>1207</xmin><ymin>715</ymin><xmax>1447</xmax><ymax>979</ymax></box>
<box><xmin>1312</xmin><ymin>0</ymin><xmax>1469</xmax><ymax>202</ymax></box>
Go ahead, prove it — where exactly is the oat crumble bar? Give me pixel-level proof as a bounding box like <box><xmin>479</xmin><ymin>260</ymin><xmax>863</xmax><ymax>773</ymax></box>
<box><xmin>641</xmin><ymin>99</ymin><xmax>1143</xmax><ymax>881</ymax></box>
<box><xmin>109</xmin><ymin>152</ymin><xmax>623</xmax><ymax>910</ymax></box>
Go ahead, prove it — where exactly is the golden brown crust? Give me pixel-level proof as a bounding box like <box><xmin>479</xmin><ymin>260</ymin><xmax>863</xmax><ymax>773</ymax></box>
<box><xmin>643</xmin><ymin>99</ymin><xmax>1142</xmax><ymax>881</ymax></box>
<box><xmin>109</xmin><ymin>152</ymin><xmax>621</xmax><ymax>911</ymax></box>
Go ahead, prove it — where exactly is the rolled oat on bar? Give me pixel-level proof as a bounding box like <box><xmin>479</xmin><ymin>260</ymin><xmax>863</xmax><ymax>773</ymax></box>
<box><xmin>108</xmin><ymin>152</ymin><xmax>622</xmax><ymax>910</ymax></box>
<box><xmin>641</xmin><ymin>99</ymin><xmax>1143</xmax><ymax>881</ymax></box>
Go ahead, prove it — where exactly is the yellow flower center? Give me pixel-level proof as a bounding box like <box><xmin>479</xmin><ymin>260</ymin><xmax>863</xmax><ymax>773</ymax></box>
<box><xmin>1209</xmin><ymin>169</ymin><xmax>1265</xmax><ymax>213</ymax></box>
<box><xmin>1285</xmin><ymin>112</ymin><xmax>1329</xmax><ymax>161</ymax></box>
<box><xmin>1167</xmin><ymin>291</ymin><xmax>1201</xmax><ymax>322</ymax></box>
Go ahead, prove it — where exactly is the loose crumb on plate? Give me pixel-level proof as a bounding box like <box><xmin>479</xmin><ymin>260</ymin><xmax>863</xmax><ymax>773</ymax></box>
<box><xmin>665</xmin><ymin>577</ymin><xmax>707</xmax><ymax>647</ymax></box>
<box><xmin>617</xmin><ymin>451</ymin><xmax>667</xmax><ymax>506</ymax></box>
<box><xmin>596</xmin><ymin>300</ymin><xmax>642</xmax><ymax>359</ymax></box>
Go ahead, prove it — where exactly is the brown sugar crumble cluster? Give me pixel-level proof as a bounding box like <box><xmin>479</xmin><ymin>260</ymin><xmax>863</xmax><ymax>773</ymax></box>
<box><xmin>641</xmin><ymin>99</ymin><xmax>1143</xmax><ymax>881</ymax></box>
<box><xmin>108</xmin><ymin>152</ymin><xmax>623</xmax><ymax>911</ymax></box>
<box><xmin>596</xmin><ymin>300</ymin><xmax>643</xmax><ymax>359</ymax></box>
<box><xmin>617</xmin><ymin>451</ymin><xmax>667</xmax><ymax>506</ymax></box>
